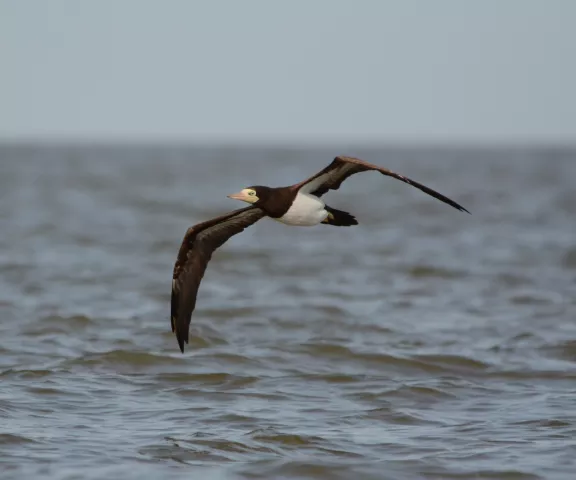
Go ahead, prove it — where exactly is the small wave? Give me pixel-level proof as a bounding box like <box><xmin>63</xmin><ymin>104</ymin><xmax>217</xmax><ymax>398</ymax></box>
<box><xmin>385</xmin><ymin>384</ymin><xmax>458</xmax><ymax>400</ymax></box>
<box><xmin>298</xmin><ymin>343</ymin><xmax>488</xmax><ymax>374</ymax></box>
<box><xmin>0</xmin><ymin>433</ymin><xmax>38</xmax><ymax>445</ymax></box>
<box><xmin>143</xmin><ymin>434</ymin><xmax>279</xmax><ymax>463</ymax></box>
<box><xmin>185</xmin><ymin>438</ymin><xmax>277</xmax><ymax>455</ymax></box>
<box><xmin>306</xmin><ymin>373</ymin><xmax>363</xmax><ymax>384</ymax></box>
<box><xmin>508</xmin><ymin>294</ymin><xmax>556</xmax><ymax>306</ymax></box>
<box><xmin>247</xmin><ymin>428</ymin><xmax>324</xmax><ymax>448</ymax></box>
<box><xmin>509</xmin><ymin>418</ymin><xmax>572</xmax><ymax>428</ymax></box>
<box><xmin>362</xmin><ymin>407</ymin><xmax>443</xmax><ymax>425</ymax></box>
<box><xmin>62</xmin><ymin>349</ymin><xmax>189</xmax><ymax>368</ymax></box>
<box><xmin>139</xmin><ymin>443</ymin><xmax>232</xmax><ymax>464</ymax></box>
<box><xmin>496</xmin><ymin>273</ymin><xmax>533</xmax><ymax>287</ymax></box>
<box><xmin>235</xmin><ymin>458</ymin><xmax>377</xmax><ymax>480</ymax></box>
<box><xmin>0</xmin><ymin>368</ymin><xmax>54</xmax><ymax>380</ymax></box>
<box><xmin>406</xmin><ymin>265</ymin><xmax>466</xmax><ymax>279</ymax></box>
<box><xmin>207</xmin><ymin>413</ymin><xmax>258</xmax><ymax>424</ymax></box>
<box><xmin>417</xmin><ymin>468</ymin><xmax>543</xmax><ymax>480</ymax></box>
<box><xmin>25</xmin><ymin>386</ymin><xmax>88</xmax><ymax>398</ymax></box>
<box><xmin>23</xmin><ymin>314</ymin><xmax>95</xmax><ymax>336</ymax></box>
<box><xmin>156</xmin><ymin>372</ymin><xmax>259</xmax><ymax>388</ymax></box>
<box><xmin>540</xmin><ymin>339</ymin><xmax>576</xmax><ymax>363</ymax></box>
<box><xmin>485</xmin><ymin>369</ymin><xmax>576</xmax><ymax>381</ymax></box>
<box><xmin>412</xmin><ymin>354</ymin><xmax>490</xmax><ymax>372</ymax></box>
<box><xmin>200</xmin><ymin>306</ymin><xmax>261</xmax><ymax>320</ymax></box>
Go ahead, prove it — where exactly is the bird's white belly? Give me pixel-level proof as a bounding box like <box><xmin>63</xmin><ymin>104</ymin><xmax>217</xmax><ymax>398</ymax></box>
<box><xmin>276</xmin><ymin>192</ymin><xmax>328</xmax><ymax>226</ymax></box>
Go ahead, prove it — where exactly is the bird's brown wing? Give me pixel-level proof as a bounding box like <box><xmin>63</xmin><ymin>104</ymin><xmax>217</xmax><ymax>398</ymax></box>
<box><xmin>293</xmin><ymin>156</ymin><xmax>470</xmax><ymax>213</ymax></box>
<box><xmin>171</xmin><ymin>206</ymin><xmax>266</xmax><ymax>352</ymax></box>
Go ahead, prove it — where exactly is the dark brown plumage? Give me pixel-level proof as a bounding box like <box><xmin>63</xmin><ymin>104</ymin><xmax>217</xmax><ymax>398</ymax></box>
<box><xmin>239</xmin><ymin>185</ymin><xmax>296</xmax><ymax>218</ymax></box>
<box><xmin>171</xmin><ymin>206</ymin><xmax>265</xmax><ymax>352</ymax></box>
<box><xmin>171</xmin><ymin>156</ymin><xmax>469</xmax><ymax>352</ymax></box>
<box><xmin>293</xmin><ymin>156</ymin><xmax>470</xmax><ymax>213</ymax></box>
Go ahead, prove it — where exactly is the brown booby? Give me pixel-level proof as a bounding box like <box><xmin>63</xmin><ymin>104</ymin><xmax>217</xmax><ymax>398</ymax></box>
<box><xmin>171</xmin><ymin>156</ymin><xmax>469</xmax><ymax>352</ymax></box>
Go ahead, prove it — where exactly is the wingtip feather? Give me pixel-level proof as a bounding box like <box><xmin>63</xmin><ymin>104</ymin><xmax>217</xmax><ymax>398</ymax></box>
<box><xmin>452</xmin><ymin>203</ymin><xmax>471</xmax><ymax>214</ymax></box>
<box><xmin>176</xmin><ymin>325</ymin><xmax>188</xmax><ymax>353</ymax></box>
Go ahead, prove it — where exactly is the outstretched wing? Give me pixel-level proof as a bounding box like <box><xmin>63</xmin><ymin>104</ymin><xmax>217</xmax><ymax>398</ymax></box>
<box><xmin>171</xmin><ymin>206</ymin><xmax>266</xmax><ymax>353</ymax></box>
<box><xmin>294</xmin><ymin>156</ymin><xmax>470</xmax><ymax>213</ymax></box>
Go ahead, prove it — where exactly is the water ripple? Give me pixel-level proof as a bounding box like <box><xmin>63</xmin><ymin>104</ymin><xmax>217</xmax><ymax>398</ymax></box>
<box><xmin>1</xmin><ymin>145</ymin><xmax>575</xmax><ymax>479</ymax></box>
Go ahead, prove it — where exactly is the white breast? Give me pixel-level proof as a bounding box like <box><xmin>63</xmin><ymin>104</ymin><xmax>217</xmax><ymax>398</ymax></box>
<box><xmin>276</xmin><ymin>192</ymin><xmax>328</xmax><ymax>226</ymax></box>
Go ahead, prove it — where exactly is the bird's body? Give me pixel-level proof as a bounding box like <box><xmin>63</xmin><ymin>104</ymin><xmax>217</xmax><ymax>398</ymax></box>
<box><xmin>274</xmin><ymin>191</ymin><xmax>328</xmax><ymax>226</ymax></box>
<box><xmin>171</xmin><ymin>156</ymin><xmax>470</xmax><ymax>353</ymax></box>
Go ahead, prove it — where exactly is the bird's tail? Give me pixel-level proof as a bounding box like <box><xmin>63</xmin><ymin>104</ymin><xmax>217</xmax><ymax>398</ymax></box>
<box><xmin>321</xmin><ymin>206</ymin><xmax>358</xmax><ymax>226</ymax></box>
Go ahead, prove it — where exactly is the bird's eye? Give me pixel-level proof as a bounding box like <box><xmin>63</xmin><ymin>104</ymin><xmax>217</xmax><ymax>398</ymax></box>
<box><xmin>248</xmin><ymin>191</ymin><xmax>256</xmax><ymax>196</ymax></box>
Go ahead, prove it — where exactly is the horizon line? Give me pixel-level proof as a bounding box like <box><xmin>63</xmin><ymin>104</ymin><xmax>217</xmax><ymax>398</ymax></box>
<box><xmin>1</xmin><ymin>134</ymin><xmax>576</xmax><ymax>150</ymax></box>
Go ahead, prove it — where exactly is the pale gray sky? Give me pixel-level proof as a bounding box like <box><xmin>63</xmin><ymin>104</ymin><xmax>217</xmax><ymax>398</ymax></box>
<box><xmin>2</xmin><ymin>0</ymin><xmax>575</xmax><ymax>143</ymax></box>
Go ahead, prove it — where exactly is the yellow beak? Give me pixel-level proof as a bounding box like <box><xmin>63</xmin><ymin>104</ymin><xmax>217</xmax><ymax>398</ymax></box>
<box><xmin>227</xmin><ymin>191</ymin><xmax>249</xmax><ymax>201</ymax></box>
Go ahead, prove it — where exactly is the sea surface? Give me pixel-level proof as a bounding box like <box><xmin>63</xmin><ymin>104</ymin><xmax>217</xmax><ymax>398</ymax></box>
<box><xmin>0</xmin><ymin>143</ymin><xmax>575</xmax><ymax>480</ymax></box>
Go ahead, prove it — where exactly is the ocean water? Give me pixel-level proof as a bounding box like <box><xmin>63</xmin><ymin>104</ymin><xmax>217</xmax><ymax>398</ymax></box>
<box><xmin>0</xmin><ymin>143</ymin><xmax>575</xmax><ymax>480</ymax></box>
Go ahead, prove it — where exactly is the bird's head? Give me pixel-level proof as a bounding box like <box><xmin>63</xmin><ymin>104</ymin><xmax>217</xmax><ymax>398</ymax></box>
<box><xmin>227</xmin><ymin>186</ymin><xmax>272</xmax><ymax>206</ymax></box>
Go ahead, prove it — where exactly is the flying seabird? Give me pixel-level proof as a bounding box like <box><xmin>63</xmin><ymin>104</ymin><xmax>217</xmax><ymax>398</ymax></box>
<box><xmin>171</xmin><ymin>156</ymin><xmax>469</xmax><ymax>352</ymax></box>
